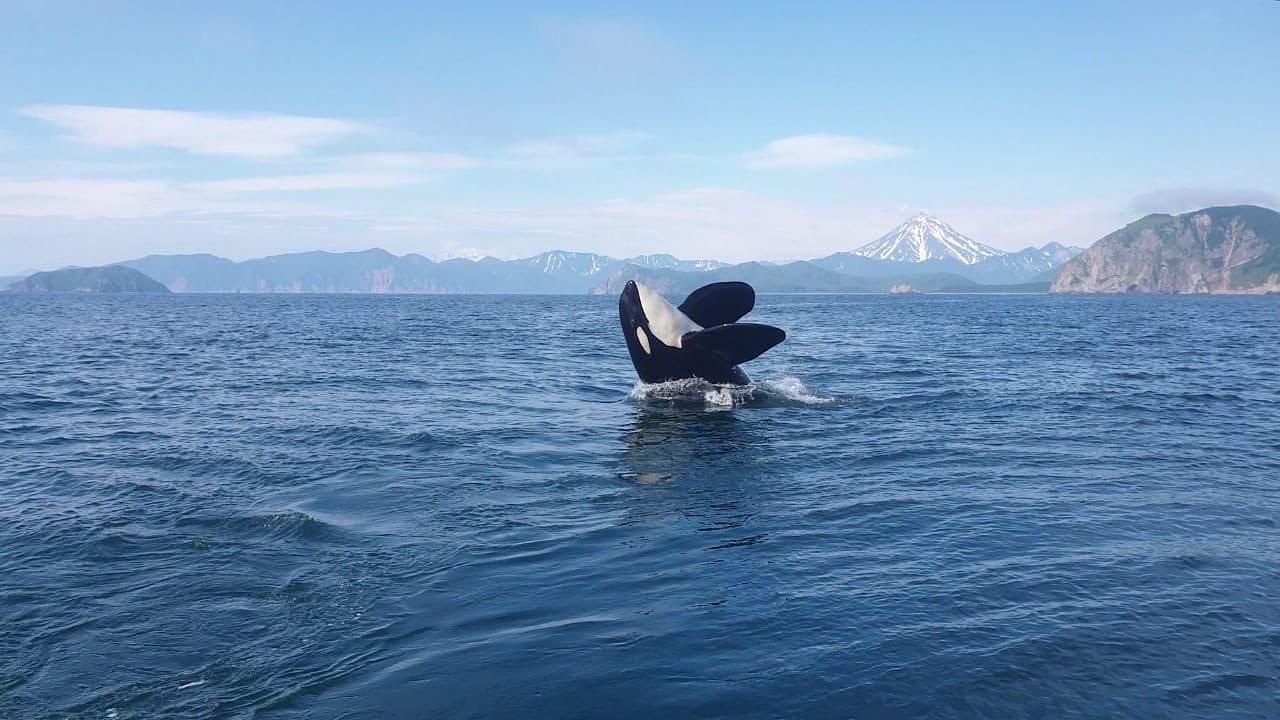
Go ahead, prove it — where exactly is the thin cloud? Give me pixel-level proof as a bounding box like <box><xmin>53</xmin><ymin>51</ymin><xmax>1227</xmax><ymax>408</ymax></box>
<box><xmin>19</xmin><ymin>104</ymin><xmax>368</xmax><ymax>158</ymax></box>
<box><xmin>0</xmin><ymin>175</ymin><xmax>365</xmax><ymax>218</ymax></box>
<box><xmin>506</xmin><ymin>131</ymin><xmax>652</xmax><ymax>164</ymax></box>
<box><xmin>333</xmin><ymin>152</ymin><xmax>475</xmax><ymax>170</ymax></box>
<box><xmin>538</xmin><ymin>18</ymin><xmax>679</xmax><ymax>75</ymax></box>
<box><xmin>744</xmin><ymin>134</ymin><xmax>909</xmax><ymax>170</ymax></box>
<box><xmin>0</xmin><ymin>177</ymin><xmax>175</xmax><ymax>218</ymax></box>
<box><xmin>1128</xmin><ymin>187</ymin><xmax>1280</xmax><ymax>216</ymax></box>
<box><xmin>0</xmin><ymin>154</ymin><xmax>469</xmax><ymax>216</ymax></box>
<box><xmin>192</xmin><ymin>172</ymin><xmax>423</xmax><ymax>193</ymax></box>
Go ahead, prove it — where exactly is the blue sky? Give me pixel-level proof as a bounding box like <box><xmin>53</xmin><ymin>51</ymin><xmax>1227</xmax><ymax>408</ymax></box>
<box><xmin>1</xmin><ymin>0</ymin><xmax>1277</xmax><ymax>272</ymax></box>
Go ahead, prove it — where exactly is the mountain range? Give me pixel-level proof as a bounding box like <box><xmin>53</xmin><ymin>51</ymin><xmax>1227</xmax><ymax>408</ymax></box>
<box><xmin>5</xmin><ymin>214</ymin><xmax>1081</xmax><ymax>294</ymax></box>
<box><xmin>104</xmin><ymin>215</ymin><xmax>1078</xmax><ymax>294</ymax></box>
<box><xmin>9</xmin><ymin>207</ymin><xmax>1277</xmax><ymax>295</ymax></box>
<box><xmin>118</xmin><ymin>249</ymin><xmax>714</xmax><ymax>294</ymax></box>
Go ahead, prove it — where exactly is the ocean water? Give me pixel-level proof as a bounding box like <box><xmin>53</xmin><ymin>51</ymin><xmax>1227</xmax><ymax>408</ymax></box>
<box><xmin>1</xmin><ymin>293</ymin><xmax>1278</xmax><ymax>719</ymax></box>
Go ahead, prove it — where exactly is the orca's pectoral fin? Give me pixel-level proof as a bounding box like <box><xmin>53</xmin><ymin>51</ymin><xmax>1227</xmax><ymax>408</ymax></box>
<box><xmin>681</xmin><ymin>323</ymin><xmax>786</xmax><ymax>366</ymax></box>
<box><xmin>678</xmin><ymin>282</ymin><xmax>755</xmax><ymax>327</ymax></box>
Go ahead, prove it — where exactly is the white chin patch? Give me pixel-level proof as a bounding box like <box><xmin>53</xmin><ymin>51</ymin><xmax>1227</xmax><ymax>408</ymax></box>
<box><xmin>635</xmin><ymin>326</ymin><xmax>651</xmax><ymax>354</ymax></box>
<box><xmin>634</xmin><ymin>282</ymin><xmax>701</xmax><ymax>348</ymax></box>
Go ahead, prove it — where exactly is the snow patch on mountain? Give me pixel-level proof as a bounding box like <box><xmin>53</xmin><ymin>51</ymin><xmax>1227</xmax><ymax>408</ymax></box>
<box><xmin>527</xmin><ymin>251</ymin><xmax>613</xmax><ymax>276</ymax></box>
<box><xmin>628</xmin><ymin>254</ymin><xmax>728</xmax><ymax>272</ymax></box>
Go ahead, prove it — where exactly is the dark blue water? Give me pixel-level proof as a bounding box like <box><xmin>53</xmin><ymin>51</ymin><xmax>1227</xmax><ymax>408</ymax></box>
<box><xmin>2</xmin><ymin>294</ymin><xmax>1278</xmax><ymax>719</ymax></box>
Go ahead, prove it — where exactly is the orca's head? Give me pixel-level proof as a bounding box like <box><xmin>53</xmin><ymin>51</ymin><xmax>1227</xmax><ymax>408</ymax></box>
<box><xmin>619</xmin><ymin>280</ymin><xmax>654</xmax><ymax>355</ymax></box>
<box><xmin>620</xmin><ymin>280</ymin><xmax>703</xmax><ymax>356</ymax></box>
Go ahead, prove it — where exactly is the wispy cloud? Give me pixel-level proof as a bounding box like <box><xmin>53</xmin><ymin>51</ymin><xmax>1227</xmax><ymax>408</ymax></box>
<box><xmin>1128</xmin><ymin>186</ymin><xmax>1280</xmax><ymax>215</ymax></box>
<box><xmin>0</xmin><ymin>177</ymin><xmax>176</xmax><ymax>218</ymax></box>
<box><xmin>538</xmin><ymin>18</ymin><xmax>679</xmax><ymax>75</ymax></box>
<box><xmin>191</xmin><ymin>172</ymin><xmax>422</xmax><ymax>193</ymax></box>
<box><xmin>0</xmin><ymin>175</ymin><xmax>374</xmax><ymax>218</ymax></box>
<box><xmin>506</xmin><ymin>131</ymin><xmax>652</xmax><ymax>164</ymax></box>
<box><xmin>20</xmin><ymin>104</ymin><xmax>367</xmax><ymax>158</ymax></box>
<box><xmin>744</xmin><ymin>134</ymin><xmax>909</xmax><ymax>170</ymax></box>
<box><xmin>332</xmin><ymin>152</ymin><xmax>475</xmax><ymax>170</ymax></box>
<box><xmin>3</xmin><ymin>108</ymin><xmax>476</xmax><ymax>212</ymax></box>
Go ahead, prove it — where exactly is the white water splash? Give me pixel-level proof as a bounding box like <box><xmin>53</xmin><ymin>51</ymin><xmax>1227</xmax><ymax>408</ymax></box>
<box><xmin>703</xmin><ymin>386</ymin><xmax>738</xmax><ymax>407</ymax></box>
<box><xmin>757</xmin><ymin>377</ymin><xmax>834</xmax><ymax>405</ymax></box>
<box><xmin>628</xmin><ymin>376</ymin><xmax>834</xmax><ymax>408</ymax></box>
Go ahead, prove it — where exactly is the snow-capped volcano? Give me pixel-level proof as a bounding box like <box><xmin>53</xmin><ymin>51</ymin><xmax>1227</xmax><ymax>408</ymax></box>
<box><xmin>854</xmin><ymin>214</ymin><xmax>1005</xmax><ymax>265</ymax></box>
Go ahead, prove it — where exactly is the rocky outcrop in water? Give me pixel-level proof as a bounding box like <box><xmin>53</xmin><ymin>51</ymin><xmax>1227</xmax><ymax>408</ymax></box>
<box><xmin>1051</xmin><ymin>205</ymin><xmax>1280</xmax><ymax>294</ymax></box>
<box><xmin>6</xmin><ymin>265</ymin><xmax>170</xmax><ymax>293</ymax></box>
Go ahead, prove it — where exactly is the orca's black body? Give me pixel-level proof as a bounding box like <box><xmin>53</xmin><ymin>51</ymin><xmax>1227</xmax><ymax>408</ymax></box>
<box><xmin>618</xmin><ymin>280</ymin><xmax>786</xmax><ymax>385</ymax></box>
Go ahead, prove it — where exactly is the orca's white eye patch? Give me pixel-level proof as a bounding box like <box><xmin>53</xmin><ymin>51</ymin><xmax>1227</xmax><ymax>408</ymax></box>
<box><xmin>635</xmin><ymin>326</ymin><xmax>651</xmax><ymax>354</ymax></box>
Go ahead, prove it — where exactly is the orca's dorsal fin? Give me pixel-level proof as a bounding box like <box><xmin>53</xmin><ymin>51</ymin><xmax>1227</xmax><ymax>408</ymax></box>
<box><xmin>678</xmin><ymin>282</ymin><xmax>754</xmax><ymax>328</ymax></box>
<box><xmin>681</xmin><ymin>323</ymin><xmax>785</xmax><ymax>367</ymax></box>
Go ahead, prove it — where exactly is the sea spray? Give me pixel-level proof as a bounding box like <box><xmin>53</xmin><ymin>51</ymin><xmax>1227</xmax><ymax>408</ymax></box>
<box><xmin>628</xmin><ymin>376</ymin><xmax>835</xmax><ymax>408</ymax></box>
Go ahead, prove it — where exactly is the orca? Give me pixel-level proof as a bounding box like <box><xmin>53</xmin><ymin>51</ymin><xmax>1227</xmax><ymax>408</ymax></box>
<box><xmin>618</xmin><ymin>280</ymin><xmax>786</xmax><ymax>385</ymax></box>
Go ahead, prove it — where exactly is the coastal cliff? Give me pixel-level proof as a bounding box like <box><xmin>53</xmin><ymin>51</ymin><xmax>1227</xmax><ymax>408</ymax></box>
<box><xmin>1051</xmin><ymin>205</ymin><xmax>1280</xmax><ymax>294</ymax></box>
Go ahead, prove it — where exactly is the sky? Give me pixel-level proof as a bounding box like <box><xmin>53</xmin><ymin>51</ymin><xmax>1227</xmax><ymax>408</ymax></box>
<box><xmin>1</xmin><ymin>0</ymin><xmax>1277</xmax><ymax>273</ymax></box>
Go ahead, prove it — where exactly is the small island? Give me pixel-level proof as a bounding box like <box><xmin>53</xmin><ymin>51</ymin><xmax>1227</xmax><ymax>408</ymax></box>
<box><xmin>6</xmin><ymin>265</ymin><xmax>171</xmax><ymax>293</ymax></box>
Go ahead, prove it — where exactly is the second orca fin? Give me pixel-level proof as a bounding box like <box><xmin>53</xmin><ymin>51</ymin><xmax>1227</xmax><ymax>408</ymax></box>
<box><xmin>681</xmin><ymin>323</ymin><xmax>786</xmax><ymax>366</ymax></box>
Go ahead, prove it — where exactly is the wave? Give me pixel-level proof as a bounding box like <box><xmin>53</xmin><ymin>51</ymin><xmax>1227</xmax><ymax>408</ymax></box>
<box><xmin>627</xmin><ymin>376</ymin><xmax>838</xmax><ymax>408</ymax></box>
<box><xmin>174</xmin><ymin>509</ymin><xmax>348</xmax><ymax>543</ymax></box>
